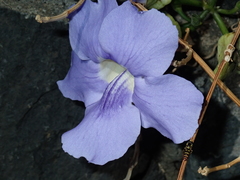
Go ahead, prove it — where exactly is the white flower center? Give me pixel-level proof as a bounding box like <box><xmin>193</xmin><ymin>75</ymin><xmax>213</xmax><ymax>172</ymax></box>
<box><xmin>99</xmin><ymin>60</ymin><xmax>134</xmax><ymax>92</ymax></box>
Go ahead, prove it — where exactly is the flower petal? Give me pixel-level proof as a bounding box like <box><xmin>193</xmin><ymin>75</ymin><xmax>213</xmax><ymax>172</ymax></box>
<box><xmin>99</xmin><ymin>1</ymin><xmax>178</xmax><ymax>77</ymax></box>
<box><xmin>69</xmin><ymin>0</ymin><xmax>117</xmax><ymax>62</ymax></box>
<box><xmin>57</xmin><ymin>51</ymin><xmax>108</xmax><ymax>106</ymax></box>
<box><xmin>61</xmin><ymin>71</ymin><xmax>141</xmax><ymax>165</ymax></box>
<box><xmin>132</xmin><ymin>74</ymin><xmax>204</xmax><ymax>143</ymax></box>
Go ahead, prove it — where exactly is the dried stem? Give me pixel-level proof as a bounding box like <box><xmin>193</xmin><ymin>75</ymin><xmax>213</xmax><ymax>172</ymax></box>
<box><xmin>183</xmin><ymin>28</ymin><xmax>190</xmax><ymax>41</ymax></box>
<box><xmin>130</xmin><ymin>0</ymin><xmax>148</xmax><ymax>11</ymax></box>
<box><xmin>35</xmin><ymin>0</ymin><xmax>147</xmax><ymax>23</ymax></box>
<box><xmin>203</xmin><ymin>44</ymin><xmax>218</xmax><ymax>59</ymax></box>
<box><xmin>177</xmin><ymin>22</ymin><xmax>240</xmax><ymax>180</ymax></box>
<box><xmin>172</xmin><ymin>48</ymin><xmax>193</xmax><ymax>72</ymax></box>
<box><xmin>198</xmin><ymin>156</ymin><xmax>240</xmax><ymax>176</ymax></box>
<box><xmin>179</xmin><ymin>38</ymin><xmax>240</xmax><ymax>107</ymax></box>
<box><xmin>35</xmin><ymin>0</ymin><xmax>85</xmax><ymax>23</ymax></box>
<box><xmin>123</xmin><ymin>135</ymin><xmax>141</xmax><ymax>180</ymax></box>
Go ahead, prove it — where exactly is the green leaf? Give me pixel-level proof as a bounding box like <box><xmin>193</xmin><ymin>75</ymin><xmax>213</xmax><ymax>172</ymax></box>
<box><xmin>146</xmin><ymin>0</ymin><xmax>172</xmax><ymax>10</ymax></box>
<box><xmin>214</xmin><ymin>33</ymin><xmax>237</xmax><ymax>80</ymax></box>
<box><xmin>166</xmin><ymin>13</ymin><xmax>182</xmax><ymax>38</ymax></box>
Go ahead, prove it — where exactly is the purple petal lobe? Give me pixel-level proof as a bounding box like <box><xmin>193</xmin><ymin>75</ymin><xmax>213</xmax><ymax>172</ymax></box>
<box><xmin>62</xmin><ymin>71</ymin><xmax>141</xmax><ymax>165</ymax></box>
<box><xmin>132</xmin><ymin>74</ymin><xmax>204</xmax><ymax>143</ymax></box>
<box><xmin>57</xmin><ymin>51</ymin><xmax>107</xmax><ymax>106</ymax></box>
<box><xmin>99</xmin><ymin>1</ymin><xmax>178</xmax><ymax>77</ymax></box>
<box><xmin>69</xmin><ymin>0</ymin><xmax>117</xmax><ymax>62</ymax></box>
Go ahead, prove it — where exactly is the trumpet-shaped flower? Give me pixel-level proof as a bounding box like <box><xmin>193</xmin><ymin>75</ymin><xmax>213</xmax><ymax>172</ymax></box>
<box><xmin>57</xmin><ymin>0</ymin><xmax>204</xmax><ymax>165</ymax></box>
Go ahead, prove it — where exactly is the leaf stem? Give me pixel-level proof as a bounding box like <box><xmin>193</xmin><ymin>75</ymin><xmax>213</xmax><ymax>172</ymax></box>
<box><xmin>217</xmin><ymin>1</ymin><xmax>240</xmax><ymax>15</ymax></box>
<box><xmin>212</xmin><ymin>12</ymin><xmax>229</xmax><ymax>34</ymax></box>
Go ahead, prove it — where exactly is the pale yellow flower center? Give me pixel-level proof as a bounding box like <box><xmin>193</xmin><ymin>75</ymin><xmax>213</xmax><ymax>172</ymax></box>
<box><xmin>99</xmin><ymin>60</ymin><xmax>134</xmax><ymax>92</ymax></box>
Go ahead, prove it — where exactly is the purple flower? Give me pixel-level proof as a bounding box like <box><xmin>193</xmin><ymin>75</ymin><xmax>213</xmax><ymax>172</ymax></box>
<box><xmin>57</xmin><ymin>0</ymin><xmax>203</xmax><ymax>165</ymax></box>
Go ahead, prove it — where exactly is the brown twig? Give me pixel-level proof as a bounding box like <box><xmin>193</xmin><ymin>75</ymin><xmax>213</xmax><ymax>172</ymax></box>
<box><xmin>35</xmin><ymin>0</ymin><xmax>85</xmax><ymax>23</ymax></box>
<box><xmin>198</xmin><ymin>156</ymin><xmax>240</xmax><ymax>176</ymax></box>
<box><xmin>172</xmin><ymin>29</ymin><xmax>193</xmax><ymax>72</ymax></box>
<box><xmin>203</xmin><ymin>44</ymin><xmax>218</xmax><ymax>59</ymax></box>
<box><xmin>172</xmin><ymin>48</ymin><xmax>193</xmax><ymax>72</ymax></box>
<box><xmin>35</xmin><ymin>0</ymin><xmax>147</xmax><ymax>23</ymax></box>
<box><xmin>178</xmin><ymin>38</ymin><xmax>240</xmax><ymax>107</ymax></box>
<box><xmin>123</xmin><ymin>135</ymin><xmax>141</xmax><ymax>180</ymax></box>
<box><xmin>177</xmin><ymin>22</ymin><xmax>240</xmax><ymax>180</ymax></box>
<box><xmin>132</xmin><ymin>3</ymin><xmax>240</xmax><ymax>178</ymax></box>
<box><xmin>130</xmin><ymin>0</ymin><xmax>148</xmax><ymax>11</ymax></box>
